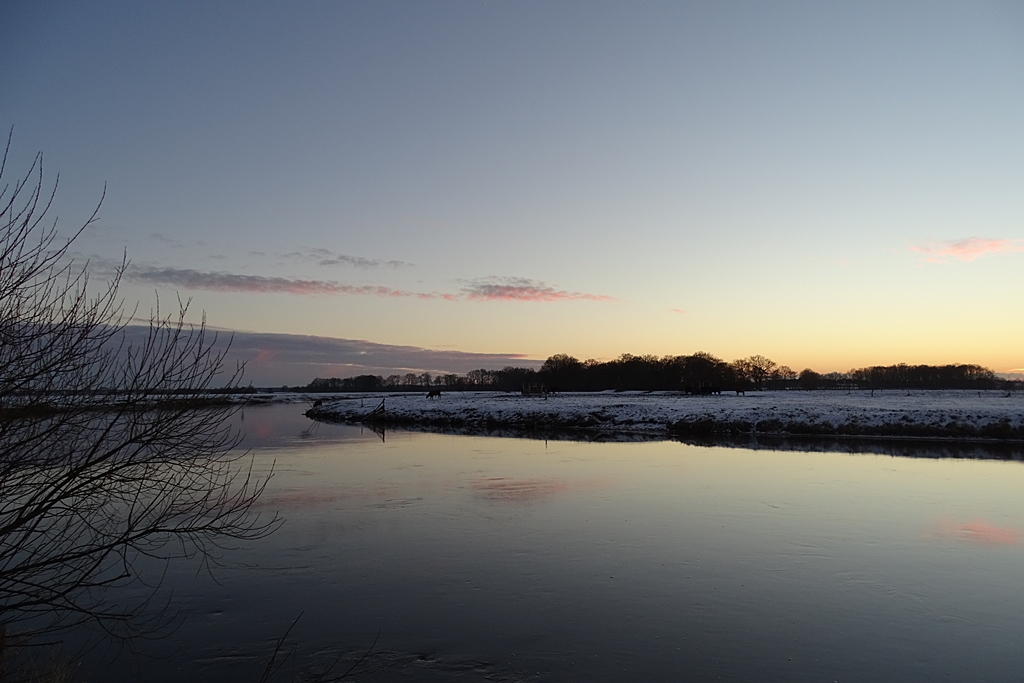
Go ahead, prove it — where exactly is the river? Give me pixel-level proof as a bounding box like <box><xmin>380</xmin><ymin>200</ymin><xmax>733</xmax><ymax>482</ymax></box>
<box><xmin>72</xmin><ymin>402</ymin><xmax>1024</xmax><ymax>682</ymax></box>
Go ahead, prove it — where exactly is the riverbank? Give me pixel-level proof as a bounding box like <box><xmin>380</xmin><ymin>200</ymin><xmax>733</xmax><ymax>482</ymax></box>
<box><xmin>304</xmin><ymin>389</ymin><xmax>1024</xmax><ymax>443</ymax></box>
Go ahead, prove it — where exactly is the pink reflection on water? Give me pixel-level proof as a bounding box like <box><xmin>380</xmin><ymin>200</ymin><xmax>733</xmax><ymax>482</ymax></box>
<box><xmin>255</xmin><ymin>481</ymin><xmax>422</xmax><ymax>511</ymax></box>
<box><xmin>928</xmin><ymin>518</ymin><xmax>1022</xmax><ymax>546</ymax></box>
<box><xmin>253</xmin><ymin>487</ymin><xmax>349</xmax><ymax>510</ymax></box>
<box><xmin>471</xmin><ymin>476</ymin><xmax>610</xmax><ymax>503</ymax></box>
<box><xmin>250</xmin><ymin>421</ymin><xmax>276</xmax><ymax>442</ymax></box>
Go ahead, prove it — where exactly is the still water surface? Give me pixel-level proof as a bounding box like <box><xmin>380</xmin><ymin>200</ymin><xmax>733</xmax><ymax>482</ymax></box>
<box><xmin>83</xmin><ymin>404</ymin><xmax>1024</xmax><ymax>681</ymax></box>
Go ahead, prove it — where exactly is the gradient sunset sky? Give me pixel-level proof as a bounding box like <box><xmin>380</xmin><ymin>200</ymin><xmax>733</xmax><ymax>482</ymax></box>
<box><xmin>2</xmin><ymin>2</ymin><xmax>1022</xmax><ymax>385</ymax></box>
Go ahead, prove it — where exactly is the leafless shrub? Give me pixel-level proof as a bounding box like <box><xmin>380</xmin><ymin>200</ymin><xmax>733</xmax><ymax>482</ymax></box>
<box><xmin>0</xmin><ymin>131</ymin><xmax>277</xmax><ymax>667</ymax></box>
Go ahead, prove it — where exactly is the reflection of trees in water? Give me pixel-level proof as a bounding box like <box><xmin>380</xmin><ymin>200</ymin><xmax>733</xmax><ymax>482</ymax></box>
<box><xmin>0</xmin><ymin>135</ymin><xmax>276</xmax><ymax>675</ymax></box>
<box><xmin>0</xmin><ymin>402</ymin><xmax>276</xmax><ymax>644</ymax></box>
<box><xmin>678</xmin><ymin>434</ymin><xmax>1024</xmax><ymax>460</ymax></box>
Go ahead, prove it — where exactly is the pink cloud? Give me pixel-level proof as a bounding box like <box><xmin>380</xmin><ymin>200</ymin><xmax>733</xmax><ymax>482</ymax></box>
<box><xmin>910</xmin><ymin>237</ymin><xmax>1024</xmax><ymax>263</ymax></box>
<box><xmin>670</xmin><ymin>308</ymin><xmax>687</xmax><ymax>315</ymax></box>
<box><xmin>462</xmin><ymin>277</ymin><xmax>614</xmax><ymax>302</ymax></box>
<box><xmin>927</xmin><ymin>518</ymin><xmax>1022</xmax><ymax>546</ymax></box>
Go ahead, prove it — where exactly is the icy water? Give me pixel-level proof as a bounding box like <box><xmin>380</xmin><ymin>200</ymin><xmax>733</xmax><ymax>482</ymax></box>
<box><xmin>78</xmin><ymin>403</ymin><xmax>1024</xmax><ymax>682</ymax></box>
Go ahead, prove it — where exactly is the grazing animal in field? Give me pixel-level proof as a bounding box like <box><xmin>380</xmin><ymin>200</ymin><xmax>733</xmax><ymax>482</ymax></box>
<box><xmin>735</xmin><ymin>389</ymin><xmax>745</xmax><ymax>396</ymax></box>
<box><xmin>426</xmin><ymin>390</ymin><xmax>441</xmax><ymax>399</ymax></box>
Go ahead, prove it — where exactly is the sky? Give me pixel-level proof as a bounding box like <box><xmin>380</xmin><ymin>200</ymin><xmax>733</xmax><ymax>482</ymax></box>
<box><xmin>2</xmin><ymin>1</ymin><xmax>1023</xmax><ymax>385</ymax></box>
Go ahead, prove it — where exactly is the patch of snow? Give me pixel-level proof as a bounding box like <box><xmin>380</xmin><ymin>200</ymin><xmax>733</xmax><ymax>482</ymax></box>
<box><xmin>308</xmin><ymin>390</ymin><xmax>1024</xmax><ymax>439</ymax></box>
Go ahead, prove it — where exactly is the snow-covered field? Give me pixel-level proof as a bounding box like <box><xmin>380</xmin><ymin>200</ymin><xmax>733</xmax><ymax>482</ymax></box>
<box><xmin>306</xmin><ymin>390</ymin><xmax>1024</xmax><ymax>441</ymax></box>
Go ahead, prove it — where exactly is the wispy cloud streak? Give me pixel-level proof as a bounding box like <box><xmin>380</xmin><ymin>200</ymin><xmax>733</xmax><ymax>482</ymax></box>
<box><xmin>462</xmin><ymin>277</ymin><xmax>613</xmax><ymax>302</ymax></box>
<box><xmin>283</xmin><ymin>248</ymin><xmax>410</xmax><ymax>269</ymax></box>
<box><xmin>130</xmin><ymin>267</ymin><xmax>437</xmax><ymax>298</ymax></box>
<box><xmin>129</xmin><ymin>267</ymin><xmax>610</xmax><ymax>304</ymax></box>
<box><xmin>910</xmin><ymin>237</ymin><xmax>1024</xmax><ymax>263</ymax></box>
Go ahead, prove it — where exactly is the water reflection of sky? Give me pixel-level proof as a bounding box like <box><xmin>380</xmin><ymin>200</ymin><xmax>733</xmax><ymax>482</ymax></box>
<box><xmin>80</xmin><ymin>404</ymin><xmax>1024</xmax><ymax>682</ymax></box>
<box><xmin>927</xmin><ymin>518</ymin><xmax>1022</xmax><ymax>546</ymax></box>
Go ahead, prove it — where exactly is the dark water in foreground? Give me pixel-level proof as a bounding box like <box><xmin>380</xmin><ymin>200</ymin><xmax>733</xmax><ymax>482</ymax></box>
<box><xmin>78</xmin><ymin>404</ymin><xmax>1024</xmax><ymax>682</ymax></box>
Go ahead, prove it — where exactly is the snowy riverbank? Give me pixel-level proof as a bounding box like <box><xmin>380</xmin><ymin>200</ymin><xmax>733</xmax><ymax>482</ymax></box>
<box><xmin>305</xmin><ymin>389</ymin><xmax>1024</xmax><ymax>442</ymax></box>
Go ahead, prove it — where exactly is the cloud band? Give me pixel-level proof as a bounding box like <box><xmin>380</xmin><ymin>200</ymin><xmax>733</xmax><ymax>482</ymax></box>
<box><xmin>461</xmin><ymin>276</ymin><xmax>613</xmax><ymax>302</ymax></box>
<box><xmin>910</xmin><ymin>237</ymin><xmax>1024</xmax><ymax>263</ymax></box>
<box><xmin>129</xmin><ymin>268</ymin><xmax>612</xmax><ymax>303</ymax></box>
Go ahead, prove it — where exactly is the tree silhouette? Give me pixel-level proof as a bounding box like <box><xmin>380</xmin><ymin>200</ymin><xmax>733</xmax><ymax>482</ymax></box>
<box><xmin>733</xmin><ymin>355</ymin><xmax>777</xmax><ymax>390</ymax></box>
<box><xmin>539</xmin><ymin>354</ymin><xmax>584</xmax><ymax>389</ymax></box>
<box><xmin>0</xmin><ymin>134</ymin><xmax>276</xmax><ymax>662</ymax></box>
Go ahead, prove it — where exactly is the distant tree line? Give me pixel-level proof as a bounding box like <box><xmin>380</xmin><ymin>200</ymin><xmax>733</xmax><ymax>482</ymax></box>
<box><xmin>846</xmin><ymin>363</ymin><xmax>997</xmax><ymax>390</ymax></box>
<box><xmin>306</xmin><ymin>367</ymin><xmax>540</xmax><ymax>393</ymax></box>
<box><xmin>305</xmin><ymin>354</ymin><xmax>1011</xmax><ymax>393</ymax></box>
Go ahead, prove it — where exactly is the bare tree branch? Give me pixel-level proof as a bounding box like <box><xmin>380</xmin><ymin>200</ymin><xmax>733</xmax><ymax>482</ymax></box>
<box><xmin>0</xmin><ymin>132</ymin><xmax>278</xmax><ymax>664</ymax></box>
